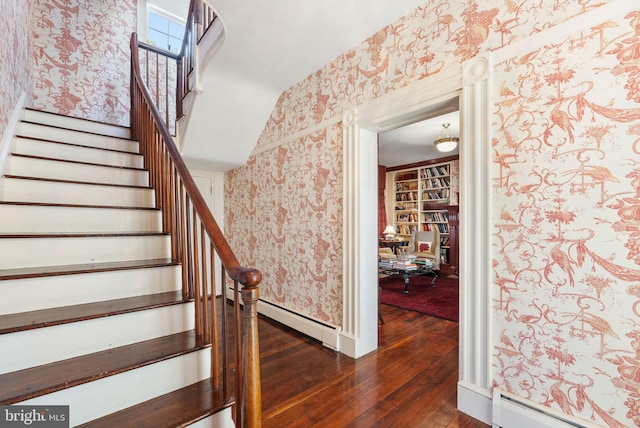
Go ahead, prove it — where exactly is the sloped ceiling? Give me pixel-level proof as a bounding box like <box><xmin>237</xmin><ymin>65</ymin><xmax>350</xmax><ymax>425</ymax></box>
<box><xmin>178</xmin><ymin>0</ymin><xmax>429</xmax><ymax>171</ymax></box>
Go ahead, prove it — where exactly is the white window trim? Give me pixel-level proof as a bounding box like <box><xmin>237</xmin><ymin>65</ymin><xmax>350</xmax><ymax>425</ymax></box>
<box><xmin>146</xmin><ymin>4</ymin><xmax>187</xmax><ymax>52</ymax></box>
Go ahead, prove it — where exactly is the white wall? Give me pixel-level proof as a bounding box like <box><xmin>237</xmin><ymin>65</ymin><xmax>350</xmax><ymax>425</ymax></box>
<box><xmin>191</xmin><ymin>168</ymin><xmax>225</xmax><ymax>295</ymax></box>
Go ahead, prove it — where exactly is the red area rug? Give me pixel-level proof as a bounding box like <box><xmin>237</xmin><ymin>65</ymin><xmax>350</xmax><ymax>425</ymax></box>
<box><xmin>379</xmin><ymin>274</ymin><xmax>459</xmax><ymax>322</ymax></box>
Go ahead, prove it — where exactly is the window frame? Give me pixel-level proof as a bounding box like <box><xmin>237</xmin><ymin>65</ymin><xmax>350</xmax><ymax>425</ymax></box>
<box><xmin>146</xmin><ymin>4</ymin><xmax>186</xmax><ymax>54</ymax></box>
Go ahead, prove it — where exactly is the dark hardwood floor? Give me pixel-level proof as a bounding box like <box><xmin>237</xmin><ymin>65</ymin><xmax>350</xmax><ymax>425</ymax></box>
<box><xmin>259</xmin><ymin>303</ymin><xmax>488</xmax><ymax>427</ymax></box>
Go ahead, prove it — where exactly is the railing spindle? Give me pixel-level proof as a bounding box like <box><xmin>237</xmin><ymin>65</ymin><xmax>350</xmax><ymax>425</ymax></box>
<box><xmin>210</xmin><ymin>242</ymin><xmax>220</xmax><ymax>386</ymax></box>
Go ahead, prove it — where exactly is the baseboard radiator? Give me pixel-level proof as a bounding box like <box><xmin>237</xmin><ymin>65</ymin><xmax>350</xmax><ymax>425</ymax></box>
<box><xmin>492</xmin><ymin>388</ymin><xmax>600</xmax><ymax>428</ymax></box>
<box><xmin>257</xmin><ymin>299</ymin><xmax>340</xmax><ymax>350</ymax></box>
<box><xmin>226</xmin><ymin>287</ymin><xmax>340</xmax><ymax>350</ymax></box>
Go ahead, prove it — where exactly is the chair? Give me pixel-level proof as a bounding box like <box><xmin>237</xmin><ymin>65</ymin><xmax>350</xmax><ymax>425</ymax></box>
<box><xmin>378</xmin><ymin>247</ymin><xmax>397</xmax><ymax>261</ymax></box>
<box><xmin>409</xmin><ymin>229</ymin><xmax>441</xmax><ymax>269</ymax></box>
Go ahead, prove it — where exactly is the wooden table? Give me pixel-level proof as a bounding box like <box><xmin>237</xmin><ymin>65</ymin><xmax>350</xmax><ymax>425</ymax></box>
<box><xmin>379</xmin><ymin>261</ymin><xmax>437</xmax><ymax>293</ymax></box>
<box><xmin>378</xmin><ymin>240</ymin><xmax>409</xmax><ymax>255</ymax></box>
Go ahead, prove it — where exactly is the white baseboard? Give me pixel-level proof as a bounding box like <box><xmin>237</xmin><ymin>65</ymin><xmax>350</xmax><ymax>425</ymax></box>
<box><xmin>457</xmin><ymin>381</ymin><xmax>493</xmax><ymax>425</ymax></box>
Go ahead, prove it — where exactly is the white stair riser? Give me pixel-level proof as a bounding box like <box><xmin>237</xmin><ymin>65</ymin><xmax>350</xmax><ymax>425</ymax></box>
<box><xmin>2</xmin><ymin>178</ymin><xmax>155</xmax><ymax>207</ymax></box>
<box><xmin>0</xmin><ymin>204</ymin><xmax>162</xmax><ymax>234</ymax></box>
<box><xmin>0</xmin><ymin>265</ymin><xmax>181</xmax><ymax>315</ymax></box>
<box><xmin>0</xmin><ymin>235</ymin><xmax>171</xmax><ymax>269</ymax></box>
<box><xmin>23</xmin><ymin>109</ymin><xmax>131</xmax><ymax>139</ymax></box>
<box><xmin>19</xmin><ymin>348</ymin><xmax>210</xmax><ymax>427</ymax></box>
<box><xmin>6</xmin><ymin>155</ymin><xmax>149</xmax><ymax>187</ymax></box>
<box><xmin>18</xmin><ymin>122</ymin><xmax>137</xmax><ymax>152</ymax></box>
<box><xmin>189</xmin><ymin>408</ymin><xmax>234</xmax><ymax>428</ymax></box>
<box><xmin>14</xmin><ymin>137</ymin><xmax>143</xmax><ymax>168</ymax></box>
<box><xmin>0</xmin><ymin>302</ymin><xmax>195</xmax><ymax>374</ymax></box>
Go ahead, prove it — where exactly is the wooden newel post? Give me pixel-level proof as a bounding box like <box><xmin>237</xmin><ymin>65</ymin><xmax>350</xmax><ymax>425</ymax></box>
<box><xmin>241</xmin><ymin>281</ymin><xmax>262</xmax><ymax>427</ymax></box>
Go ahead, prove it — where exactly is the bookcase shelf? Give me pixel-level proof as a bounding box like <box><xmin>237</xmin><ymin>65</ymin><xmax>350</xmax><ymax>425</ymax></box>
<box><xmin>393</xmin><ymin>171</ymin><xmax>419</xmax><ymax>237</ymax></box>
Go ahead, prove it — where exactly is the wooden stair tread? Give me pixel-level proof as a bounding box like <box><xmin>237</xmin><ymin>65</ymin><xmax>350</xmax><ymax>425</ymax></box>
<box><xmin>0</xmin><ymin>291</ymin><xmax>186</xmax><ymax>334</ymax></box>
<box><xmin>0</xmin><ymin>200</ymin><xmax>159</xmax><ymax>210</ymax></box>
<box><xmin>77</xmin><ymin>379</ymin><xmax>232</xmax><ymax>428</ymax></box>
<box><xmin>0</xmin><ymin>258</ymin><xmax>179</xmax><ymax>281</ymax></box>
<box><xmin>3</xmin><ymin>174</ymin><xmax>151</xmax><ymax>189</ymax></box>
<box><xmin>0</xmin><ymin>330</ymin><xmax>203</xmax><ymax>404</ymax></box>
<box><xmin>0</xmin><ymin>231</ymin><xmax>169</xmax><ymax>238</ymax></box>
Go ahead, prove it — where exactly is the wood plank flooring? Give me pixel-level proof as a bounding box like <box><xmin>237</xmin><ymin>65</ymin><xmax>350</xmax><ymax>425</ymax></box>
<box><xmin>260</xmin><ymin>303</ymin><xmax>488</xmax><ymax>427</ymax></box>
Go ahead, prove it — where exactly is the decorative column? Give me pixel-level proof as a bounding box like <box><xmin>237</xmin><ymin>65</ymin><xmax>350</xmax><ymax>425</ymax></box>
<box><xmin>457</xmin><ymin>53</ymin><xmax>493</xmax><ymax>420</ymax></box>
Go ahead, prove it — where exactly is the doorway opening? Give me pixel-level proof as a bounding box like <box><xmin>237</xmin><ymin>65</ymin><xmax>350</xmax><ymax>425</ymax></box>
<box><xmin>377</xmin><ymin>106</ymin><xmax>460</xmax><ymax>310</ymax></box>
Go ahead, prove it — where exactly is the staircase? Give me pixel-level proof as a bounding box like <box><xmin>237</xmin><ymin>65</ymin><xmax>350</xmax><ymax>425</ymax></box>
<box><xmin>0</xmin><ymin>109</ymin><xmax>235</xmax><ymax>427</ymax></box>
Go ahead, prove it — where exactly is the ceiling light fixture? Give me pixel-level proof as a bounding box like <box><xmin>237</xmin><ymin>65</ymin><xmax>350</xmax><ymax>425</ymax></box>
<box><xmin>433</xmin><ymin>123</ymin><xmax>459</xmax><ymax>153</ymax></box>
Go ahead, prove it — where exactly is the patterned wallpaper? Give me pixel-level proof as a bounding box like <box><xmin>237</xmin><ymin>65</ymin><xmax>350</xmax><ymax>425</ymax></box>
<box><xmin>492</xmin><ymin>10</ymin><xmax>640</xmax><ymax>426</ymax></box>
<box><xmin>227</xmin><ymin>0</ymin><xmax>640</xmax><ymax>425</ymax></box>
<box><xmin>30</xmin><ymin>0</ymin><xmax>137</xmax><ymax>127</ymax></box>
<box><xmin>0</xmin><ymin>0</ymin><xmax>32</xmax><ymax>133</ymax></box>
<box><xmin>226</xmin><ymin>124</ymin><xmax>345</xmax><ymax>323</ymax></box>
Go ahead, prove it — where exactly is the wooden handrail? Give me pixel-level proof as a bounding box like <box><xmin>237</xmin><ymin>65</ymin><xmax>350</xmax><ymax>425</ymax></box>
<box><xmin>130</xmin><ymin>26</ymin><xmax>262</xmax><ymax>427</ymax></box>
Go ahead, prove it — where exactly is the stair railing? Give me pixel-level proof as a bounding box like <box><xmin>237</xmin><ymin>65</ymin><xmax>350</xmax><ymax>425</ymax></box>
<box><xmin>136</xmin><ymin>42</ymin><xmax>179</xmax><ymax>135</ymax></box>
<box><xmin>136</xmin><ymin>0</ymin><xmax>217</xmax><ymax>132</ymax></box>
<box><xmin>130</xmin><ymin>31</ymin><xmax>262</xmax><ymax>428</ymax></box>
<box><xmin>176</xmin><ymin>0</ymin><xmax>217</xmax><ymax>120</ymax></box>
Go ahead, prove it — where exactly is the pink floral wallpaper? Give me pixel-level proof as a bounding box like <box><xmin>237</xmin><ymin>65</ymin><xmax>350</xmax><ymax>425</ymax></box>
<box><xmin>492</xmin><ymin>10</ymin><xmax>640</xmax><ymax>426</ymax></box>
<box><xmin>227</xmin><ymin>0</ymin><xmax>640</xmax><ymax>425</ymax></box>
<box><xmin>226</xmin><ymin>124</ymin><xmax>345</xmax><ymax>323</ymax></box>
<box><xmin>30</xmin><ymin>0</ymin><xmax>136</xmax><ymax>127</ymax></box>
<box><xmin>0</xmin><ymin>0</ymin><xmax>32</xmax><ymax>132</ymax></box>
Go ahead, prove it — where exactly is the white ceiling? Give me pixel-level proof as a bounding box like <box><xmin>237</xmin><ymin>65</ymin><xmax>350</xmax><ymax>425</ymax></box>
<box><xmin>206</xmin><ymin>0</ymin><xmax>430</xmax><ymax>92</ymax></box>
<box><xmin>378</xmin><ymin>110</ymin><xmax>460</xmax><ymax>168</ymax></box>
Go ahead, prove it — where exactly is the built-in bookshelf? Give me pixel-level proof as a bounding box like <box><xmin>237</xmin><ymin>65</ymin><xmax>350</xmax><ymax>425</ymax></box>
<box><xmin>393</xmin><ymin>171</ymin><xmax>419</xmax><ymax>236</ymax></box>
<box><xmin>420</xmin><ymin>164</ymin><xmax>451</xmax><ymax>203</ymax></box>
<box><xmin>422</xmin><ymin>207</ymin><xmax>451</xmax><ymax>263</ymax></box>
<box><xmin>390</xmin><ymin>160</ymin><xmax>458</xmax><ymax>267</ymax></box>
<box><xmin>392</xmin><ymin>162</ymin><xmax>453</xmax><ymax>235</ymax></box>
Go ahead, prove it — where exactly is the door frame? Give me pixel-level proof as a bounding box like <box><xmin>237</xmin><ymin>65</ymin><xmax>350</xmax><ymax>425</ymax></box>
<box><xmin>341</xmin><ymin>54</ymin><xmax>492</xmax><ymax>420</ymax></box>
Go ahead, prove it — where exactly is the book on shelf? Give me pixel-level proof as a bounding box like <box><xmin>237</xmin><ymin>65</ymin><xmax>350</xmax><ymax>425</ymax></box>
<box><xmin>396</xmin><ymin>182</ymin><xmax>418</xmax><ymax>191</ymax></box>
<box><xmin>440</xmin><ymin>248</ymin><xmax>450</xmax><ymax>264</ymax></box>
<box><xmin>395</xmin><ymin>192</ymin><xmax>418</xmax><ymax>201</ymax></box>
<box><xmin>420</xmin><ymin>165</ymin><xmax>449</xmax><ymax>179</ymax></box>
<box><xmin>423</xmin><ymin>211</ymin><xmax>449</xmax><ymax>222</ymax></box>
<box><xmin>396</xmin><ymin>172</ymin><xmax>418</xmax><ymax>181</ymax></box>
<box><xmin>398</xmin><ymin>224</ymin><xmax>418</xmax><ymax>235</ymax></box>
<box><xmin>395</xmin><ymin>202</ymin><xmax>418</xmax><ymax>210</ymax></box>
